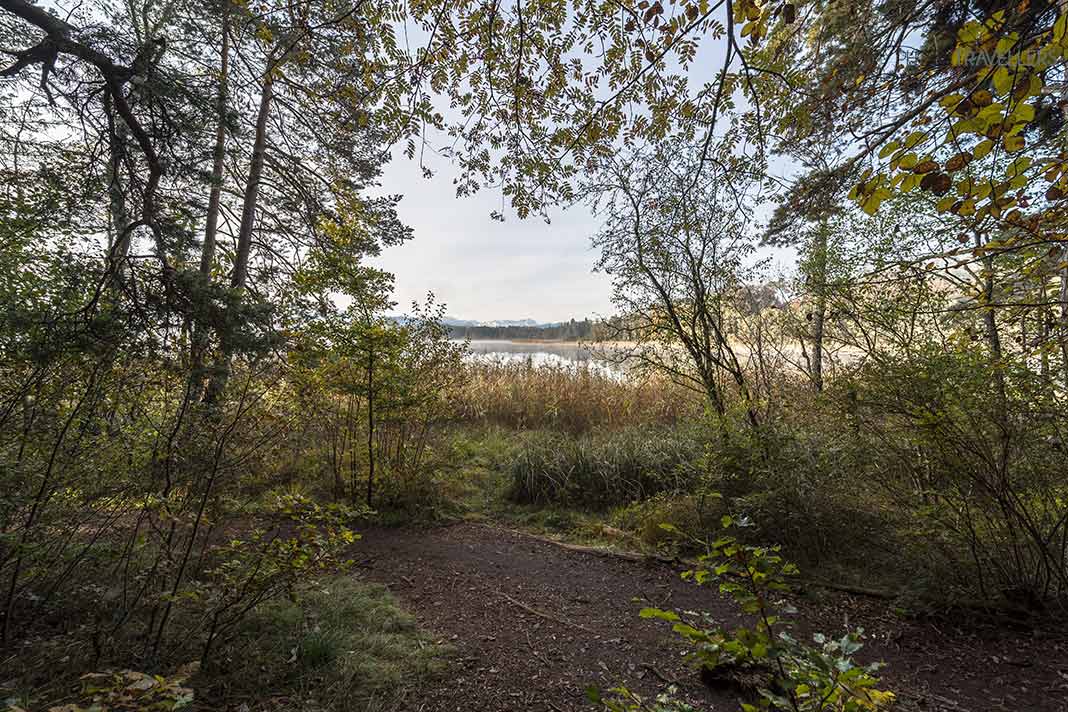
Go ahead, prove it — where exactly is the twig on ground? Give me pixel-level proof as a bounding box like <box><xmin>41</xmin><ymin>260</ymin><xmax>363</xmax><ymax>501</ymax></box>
<box><xmin>480</xmin><ymin>523</ymin><xmax>900</xmax><ymax>599</ymax></box>
<box><xmin>525</xmin><ymin>628</ymin><xmax>550</xmax><ymax>667</ymax></box>
<box><xmin>496</xmin><ymin>590</ymin><xmax>595</xmax><ymax>634</ymax></box>
<box><xmin>640</xmin><ymin>662</ymin><xmax>678</xmax><ymax>686</ymax></box>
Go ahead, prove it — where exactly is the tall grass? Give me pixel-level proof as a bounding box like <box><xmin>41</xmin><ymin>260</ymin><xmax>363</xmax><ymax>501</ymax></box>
<box><xmin>507</xmin><ymin>425</ymin><xmax>706</xmax><ymax>507</ymax></box>
<box><xmin>451</xmin><ymin>360</ymin><xmax>702</xmax><ymax>433</ymax></box>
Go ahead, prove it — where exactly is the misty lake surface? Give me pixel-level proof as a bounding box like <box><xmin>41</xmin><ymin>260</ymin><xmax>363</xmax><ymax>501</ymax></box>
<box><xmin>460</xmin><ymin>340</ymin><xmax>624</xmax><ymax>374</ymax></box>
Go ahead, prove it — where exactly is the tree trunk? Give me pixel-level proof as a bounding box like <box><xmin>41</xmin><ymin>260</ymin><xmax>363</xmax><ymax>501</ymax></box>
<box><xmin>231</xmin><ymin>72</ymin><xmax>273</xmax><ymax>292</ymax></box>
<box><xmin>365</xmin><ymin>347</ymin><xmax>375</xmax><ymax>508</ymax></box>
<box><xmin>199</xmin><ymin>6</ymin><xmax>231</xmax><ymax>280</ymax></box>
<box><xmin>809</xmin><ymin>221</ymin><xmax>829</xmax><ymax>392</ymax></box>
<box><xmin>202</xmin><ymin>68</ymin><xmax>274</xmax><ymax>404</ymax></box>
<box><xmin>105</xmin><ymin>93</ymin><xmax>131</xmax><ymax>286</ymax></box>
<box><xmin>190</xmin><ymin>5</ymin><xmax>231</xmax><ymax>396</ymax></box>
<box><xmin>1060</xmin><ymin>245</ymin><xmax>1068</xmax><ymax>388</ymax></box>
<box><xmin>975</xmin><ymin>231</ymin><xmax>1012</xmax><ymax>485</ymax></box>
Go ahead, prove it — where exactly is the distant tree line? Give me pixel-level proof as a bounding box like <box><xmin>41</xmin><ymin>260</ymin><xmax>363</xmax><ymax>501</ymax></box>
<box><xmin>448</xmin><ymin>319</ymin><xmax>599</xmax><ymax>341</ymax></box>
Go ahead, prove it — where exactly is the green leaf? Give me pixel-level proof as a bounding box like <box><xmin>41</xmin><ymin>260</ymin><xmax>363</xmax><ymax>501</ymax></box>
<box><xmin>973</xmin><ymin>139</ymin><xmax>994</xmax><ymax>159</ymax></box>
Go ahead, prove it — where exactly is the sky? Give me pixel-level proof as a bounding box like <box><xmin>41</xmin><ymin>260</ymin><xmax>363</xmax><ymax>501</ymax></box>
<box><xmin>371</xmin><ymin>155</ymin><xmax>614</xmax><ymax>324</ymax></box>
<box><xmin>373</xmin><ymin>148</ymin><xmax>799</xmax><ymax>324</ymax></box>
<box><xmin>367</xmin><ymin>9</ymin><xmax>796</xmax><ymax>325</ymax></box>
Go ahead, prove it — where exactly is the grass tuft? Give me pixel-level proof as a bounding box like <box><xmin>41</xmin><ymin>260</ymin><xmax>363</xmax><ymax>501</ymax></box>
<box><xmin>506</xmin><ymin>425</ymin><xmax>706</xmax><ymax>508</ymax></box>
<box><xmin>200</xmin><ymin>577</ymin><xmax>447</xmax><ymax>711</ymax></box>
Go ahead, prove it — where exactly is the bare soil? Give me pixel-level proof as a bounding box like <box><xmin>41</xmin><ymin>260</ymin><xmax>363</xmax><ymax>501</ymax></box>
<box><xmin>354</xmin><ymin>522</ymin><xmax>1068</xmax><ymax>712</ymax></box>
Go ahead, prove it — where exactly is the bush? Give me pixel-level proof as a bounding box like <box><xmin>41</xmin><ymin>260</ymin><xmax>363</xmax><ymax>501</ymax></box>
<box><xmin>611</xmin><ymin>494</ymin><xmax>719</xmax><ymax>552</ymax></box>
<box><xmin>616</xmin><ymin>512</ymin><xmax>896</xmax><ymax>712</ymax></box>
<box><xmin>698</xmin><ymin>420</ymin><xmax>900</xmax><ymax>576</ymax></box>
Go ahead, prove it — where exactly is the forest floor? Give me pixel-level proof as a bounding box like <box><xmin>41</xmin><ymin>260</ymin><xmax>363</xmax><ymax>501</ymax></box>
<box><xmin>353</xmin><ymin>521</ymin><xmax>1068</xmax><ymax>712</ymax></box>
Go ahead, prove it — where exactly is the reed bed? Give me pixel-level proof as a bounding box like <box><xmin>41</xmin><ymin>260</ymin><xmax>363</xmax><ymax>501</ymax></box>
<box><xmin>450</xmin><ymin>360</ymin><xmax>702</xmax><ymax>434</ymax></box>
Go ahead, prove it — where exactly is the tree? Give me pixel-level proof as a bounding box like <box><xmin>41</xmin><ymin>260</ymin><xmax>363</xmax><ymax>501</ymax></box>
<box><xmin>586</xmin><ymin>136</ymin><xmax>765</xmax><ymax>430</ymax></box>
<box><xmin>0</xmin><ymin>0</ymin><xmax>410</xmax><ymax>654</ymax></box>
<box><xmin>756</xmin><ymin>2</ymin><xmax>1068</xmax><ymax>388</ymax></box>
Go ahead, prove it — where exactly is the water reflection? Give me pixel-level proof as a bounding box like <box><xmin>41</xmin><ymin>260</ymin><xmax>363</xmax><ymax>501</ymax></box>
<box><xmin>459</xmin><ymin>340</ymin><xmax>623</xmax><ymax>375</ymax></box>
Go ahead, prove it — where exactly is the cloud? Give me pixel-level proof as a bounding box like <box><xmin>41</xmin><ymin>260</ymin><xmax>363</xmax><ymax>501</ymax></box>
<box><xmin>371</xmin><ymin>156</ymin><xmax>614</xmax><ymax>323</ymax></box>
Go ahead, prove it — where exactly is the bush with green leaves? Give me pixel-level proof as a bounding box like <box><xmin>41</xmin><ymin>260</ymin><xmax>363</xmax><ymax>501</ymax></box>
<box><xmin>196</xmin><ymin>493</ymin><xmax>365</xmax><ymax>663</ymax></box>
<box><xmin>610</xmin><ymin>492</ymin><xmax>724</xmax><ymax>553</ymax></box>
<box><xmin>602</xmin><ymin>506</ymin><xmax>895</xmax><ymax>712</ymax></box>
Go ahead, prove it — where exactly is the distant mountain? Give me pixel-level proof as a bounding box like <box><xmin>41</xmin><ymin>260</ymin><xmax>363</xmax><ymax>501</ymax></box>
<box><xmin>390</xmin><ymin>315</ymin><xmax>560</xmax><ymax>328</ymax></box>
<box><xmin>454</xmin><ymin>318</ymin><xmax>545</xmax><ymax>328</ymax></box>
<box><xmin>386</xmin><ymin>314</ymin><xmax>594</xmax><ymax>340</ymax></box>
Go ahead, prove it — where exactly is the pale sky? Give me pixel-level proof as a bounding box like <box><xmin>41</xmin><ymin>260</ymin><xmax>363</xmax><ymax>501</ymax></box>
<box><xmin>373</xmin><ymin>150</ymin><xmax>798</xmax><ymax>324</ymax></box>
<box><xmin>368</xmin><ymin>16</ymin><xmax>799</xmax><ymax>325</ymax></box>
<box><xmin>372</xmin><ymin>155</ymin><xmax>614</xmax><ymax>324</ymax></box>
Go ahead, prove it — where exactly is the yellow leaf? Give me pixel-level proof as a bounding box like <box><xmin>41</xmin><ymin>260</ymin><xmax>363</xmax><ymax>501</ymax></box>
<box><xmin>939</xmin><ymin>93</ymin><xmax>965</xmax><ymax>110</ymax></box>
<box><xmin>992</xmin><ymin>68</ymin><xmax>1013</xmax><ymax>95</ymax></box>
<box><xmin>901</xmin><ymin>173</ymin><xmax>922</xmax><ymax>192</ymax></box>
<box><xmin>878</xmin><ymin>141</ymin><xmax>900</xmax><ymax>159</ymax></box>
<box><xmin>1004</xmin><ymin>135</ymin><xmax>1026</xmax><ymax>153</ymax></box>
<box><xmin>1005</xmin><ymin>156</ymin><xmax>1032</xmax><ymax>177</ymax></box>
<box><xmin>1054</xmin><ymin>12</ymin><xmax>1068</xmax><ymax>45</ymax></box>
<box><xmin>1013</xmin><ymin>103</ymin><xmax>1036</xmax><ymax>123</ymax></box>
<box><xmin>973</xmin><ymin>139</ymin><xmax>995</xmax><ymax>159</ymax></box>
<box><xmin>904</xmin><ymin>131</ymin><xmax>926</xmax><ymax>148</ymax></box>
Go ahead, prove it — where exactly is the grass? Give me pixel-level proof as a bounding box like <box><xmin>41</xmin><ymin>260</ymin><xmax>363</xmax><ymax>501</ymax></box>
<box><xmin>506</xmin><ymin>425</ymin><xmax>708</xmax><ymax>508</ymax></box>
<box><xmin>425</xmin><ymin>422</ymin><xmax>913</xmax><ymax>593</ymax></box>
<box><xmin>0</xmin><ymin>577</ymin><xmax>446</xmax><ymax>712</ymax></box>
<box><xmin>199</xmin><ymin>577</ymin><xmax>447</xmax><ymax>711</ymax></box>
<box><xmin>451</xmin><ymin>361</ymin><xmax>702</xmax><ymax>433</ymax></box>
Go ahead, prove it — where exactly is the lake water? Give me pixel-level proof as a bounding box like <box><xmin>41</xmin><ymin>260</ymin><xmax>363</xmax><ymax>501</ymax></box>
<box><xmin>460</xmin><ymin>340</ymin><xmax>624</xmax><ymax>374</ymax></box>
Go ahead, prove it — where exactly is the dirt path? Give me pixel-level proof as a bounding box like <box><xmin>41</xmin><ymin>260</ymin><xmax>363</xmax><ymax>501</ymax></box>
<box><xmin>354</xmin><ymin>523</ymin><xmax>1068</xmax><ymax>712</ymax></box>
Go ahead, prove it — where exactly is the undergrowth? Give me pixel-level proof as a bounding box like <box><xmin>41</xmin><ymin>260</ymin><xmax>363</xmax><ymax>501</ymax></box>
<box><xmin>1</xmin><ymin>578</ymin><xmax>445</xmax><ymax>712</ymax></box>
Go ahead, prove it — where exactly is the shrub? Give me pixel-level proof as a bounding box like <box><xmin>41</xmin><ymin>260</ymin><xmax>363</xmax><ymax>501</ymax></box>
<box><xmin>603</xmin><ymin>511</ymin><xmax>895</xmax><ymax>712</ymax></box>
<box><xmin>611</xmin><ymin>493</ymin><xmax>720</xmax><ymax>552</ymax></box>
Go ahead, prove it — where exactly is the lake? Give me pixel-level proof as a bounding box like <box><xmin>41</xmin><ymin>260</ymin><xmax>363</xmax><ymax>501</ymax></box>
<box><xmin>460</xmin><ymin>340</ymin><xmax>624</xmax><ymax>374</ymax></box>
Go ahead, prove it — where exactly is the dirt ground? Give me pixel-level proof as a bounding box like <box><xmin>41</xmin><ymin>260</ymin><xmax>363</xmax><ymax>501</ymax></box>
<box><xmin>354</xmin><ymin>522</ymin><xmax>1068</xmax><ymax>712</ymax></box>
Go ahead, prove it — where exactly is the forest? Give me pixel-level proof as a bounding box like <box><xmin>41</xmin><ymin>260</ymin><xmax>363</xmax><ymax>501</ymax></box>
<box><xmin>445</xmin><ymin>319</ymin><xmax>598</xmax><ymax>342</ymax></box>
<box><xmin>1</xmin><ymin>0</ymin><xmax>1067</xmax><ymax>711</ymax></box>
